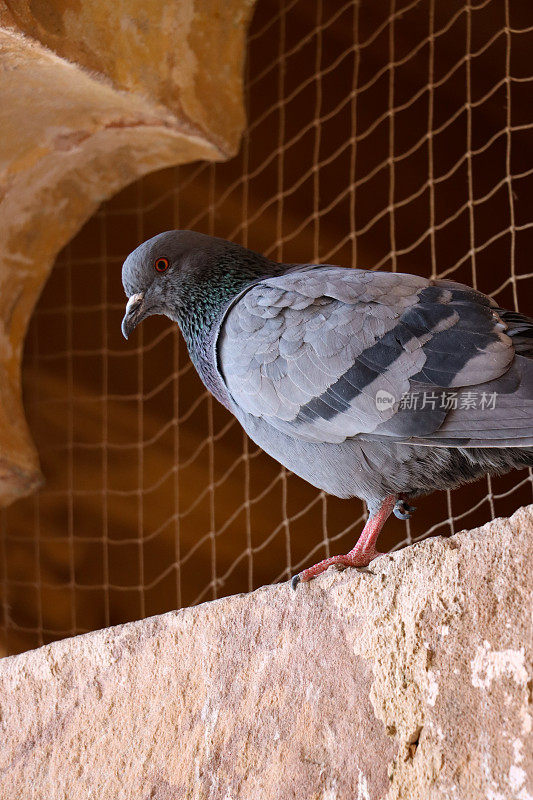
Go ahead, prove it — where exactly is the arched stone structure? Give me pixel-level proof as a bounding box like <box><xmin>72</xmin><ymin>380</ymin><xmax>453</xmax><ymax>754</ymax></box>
<box><xmin>0</xmin><ymin>0</ymin><xmax>256</xmax><ymax>504</ymax></box>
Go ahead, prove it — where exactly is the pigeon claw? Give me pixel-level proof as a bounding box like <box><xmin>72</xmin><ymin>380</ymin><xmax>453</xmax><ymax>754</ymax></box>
<box><xmin>394</xmin><ymin>499</ymin><xmax>417</xmax><ymax>520</ymax></box>
<box><xmin>290</xmin><ymin>574</ymin><xmax>301</xmax><ymax>591</ymax></box>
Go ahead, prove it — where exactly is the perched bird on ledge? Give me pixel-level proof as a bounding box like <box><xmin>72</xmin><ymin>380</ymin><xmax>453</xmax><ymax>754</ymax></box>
<box><xmin>121</xmin><ymin>231</ymin><xmax>533</xmax><ymax>588</ymax></box>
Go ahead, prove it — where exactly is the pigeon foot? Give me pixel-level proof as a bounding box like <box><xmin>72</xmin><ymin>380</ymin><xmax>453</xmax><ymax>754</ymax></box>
<box><xmin>393</xmin><ymin>498</ymin><xmax>417</xmax><ymax>520</ymax></box>
<box><xmin>291</xmin><ymin>494</ymin><xmax>396</xmax><ymax>589</ymax></box>
<box><xmin>291</xmin><ymin>551</ymin><xmax>379</xmax><ymax>589</ymax></box>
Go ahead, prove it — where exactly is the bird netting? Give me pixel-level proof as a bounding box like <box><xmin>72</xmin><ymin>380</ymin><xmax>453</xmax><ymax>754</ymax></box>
<box><xmin>1</xmin><ymin>0</ymin><xmax>533</xmax><ymax>655</ymax></box>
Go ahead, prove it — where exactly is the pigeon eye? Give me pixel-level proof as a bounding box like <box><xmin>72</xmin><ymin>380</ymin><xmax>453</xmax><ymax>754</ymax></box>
<box><xmin>154</xmin><ymin>257</ymin><xmax>170</xmax><ymax>273</ymax></box>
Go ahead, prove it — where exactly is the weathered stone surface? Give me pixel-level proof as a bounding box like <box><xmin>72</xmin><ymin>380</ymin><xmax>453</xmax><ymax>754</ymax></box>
<box><xmin>0</xmin><ymin>0</ymin><xmax>255</xmax><ymax>504</ymax></box>
<box><xmin>1</xmin><ymin>506</ymin><xmax>532</xmax><ymax>799</ymax></box>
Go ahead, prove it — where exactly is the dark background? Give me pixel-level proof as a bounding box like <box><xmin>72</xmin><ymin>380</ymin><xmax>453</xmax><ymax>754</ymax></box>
<box><xmin>1</xmin><ymin>0</ymin><xmax>532</xmax><ymax>655</ymax></box>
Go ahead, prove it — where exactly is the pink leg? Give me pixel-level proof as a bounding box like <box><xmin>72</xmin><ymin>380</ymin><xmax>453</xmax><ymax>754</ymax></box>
<box><xmin>291</xmin><ymin>494</ymin><xmax>396</xmax><ymax>588</ymax></box>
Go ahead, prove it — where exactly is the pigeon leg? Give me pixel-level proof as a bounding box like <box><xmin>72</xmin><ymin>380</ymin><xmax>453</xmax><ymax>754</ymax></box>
<box><xmin>291</xmin><ymin>494</ymin><xmax>396</xmax><ymax>589</ymax></box>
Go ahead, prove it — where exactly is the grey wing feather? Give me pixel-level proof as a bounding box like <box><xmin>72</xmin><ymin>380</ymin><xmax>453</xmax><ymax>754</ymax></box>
<box><xmin>218</xmin><ymin>266</ymin><xmax>532</xmax><ymax>448</ymax></box>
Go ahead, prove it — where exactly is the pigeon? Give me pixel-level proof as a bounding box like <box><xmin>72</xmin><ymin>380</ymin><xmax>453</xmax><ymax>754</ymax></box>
<box><xmin>121</xmin><ymin>230</ymin><xmax>533</xmax><ymax>588</ymax></box>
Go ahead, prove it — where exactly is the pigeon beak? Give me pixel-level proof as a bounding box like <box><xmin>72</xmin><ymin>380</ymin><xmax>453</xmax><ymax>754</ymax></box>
<box><xmin>121</xmin><ymin>292</ymin><xmax>146</xmax><ymax>339</ymax></box>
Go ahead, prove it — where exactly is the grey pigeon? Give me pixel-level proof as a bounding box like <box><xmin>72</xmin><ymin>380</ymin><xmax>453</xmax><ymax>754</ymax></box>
<box><xmin>121</xmin><ymin>231</ymin><xmax>533</xmax><ymax>587</ymax></box>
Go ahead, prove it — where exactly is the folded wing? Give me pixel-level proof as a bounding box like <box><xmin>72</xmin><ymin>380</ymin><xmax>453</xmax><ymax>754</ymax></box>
<box><xmin>218</xmin><ymin>267</ymin><xmax>532</xmax><ymax>447</ymax></box>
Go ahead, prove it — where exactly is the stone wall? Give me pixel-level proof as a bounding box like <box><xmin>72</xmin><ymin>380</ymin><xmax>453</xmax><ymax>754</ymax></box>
<box><xmin>1</xmin><ymin>505</ymin><xmax>531</xmax><ymax>799</ymax></box>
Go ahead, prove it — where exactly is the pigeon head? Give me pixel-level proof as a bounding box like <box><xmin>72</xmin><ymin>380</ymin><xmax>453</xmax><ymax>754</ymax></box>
<box><xmin>121</xmin><ymin>230</ymin><xmax>275</xmax><ymax>341</ymax></box>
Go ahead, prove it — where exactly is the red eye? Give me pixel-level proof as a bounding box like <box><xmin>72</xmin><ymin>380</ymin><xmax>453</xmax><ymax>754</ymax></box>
<box><xmin>154</xmin><ymin>257</ymin><xmax>169</xmax><ymax>273</ymax></box>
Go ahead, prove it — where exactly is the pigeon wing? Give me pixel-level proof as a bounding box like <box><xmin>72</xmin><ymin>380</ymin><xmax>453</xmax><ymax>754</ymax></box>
<box><xmin>218</xmin><ymin>267</ymin><xmax>526</xmax><ymax>446</ymax></box>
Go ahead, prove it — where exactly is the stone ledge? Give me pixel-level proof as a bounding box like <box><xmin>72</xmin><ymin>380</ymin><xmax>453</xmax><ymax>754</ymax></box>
<box><xmin>1</xmin><ymin>506</ymin><xmax>532</xmax><ymax>800</ymax></box>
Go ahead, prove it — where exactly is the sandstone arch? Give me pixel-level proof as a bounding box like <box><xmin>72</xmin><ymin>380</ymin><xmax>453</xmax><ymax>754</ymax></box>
<box><xmin>0</xmin><ymin>0</ymin><xmax>256</xmax><ymax>504</ymax></box>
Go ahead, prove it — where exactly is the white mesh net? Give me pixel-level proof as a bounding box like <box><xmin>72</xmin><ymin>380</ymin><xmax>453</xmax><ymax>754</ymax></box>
<box><xmin>1</xmin><ymin>0</ymin><xmax>532</xmax><ymax>654</ymax></box>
